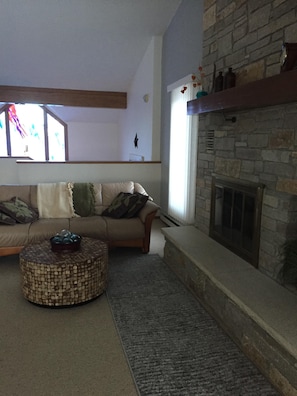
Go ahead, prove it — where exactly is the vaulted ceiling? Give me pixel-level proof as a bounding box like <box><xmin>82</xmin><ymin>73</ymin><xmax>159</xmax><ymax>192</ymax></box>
<box><xmin>1</xmin><ymin>0</ymin><xmax>182</xmax><ymax>92</ymax></box>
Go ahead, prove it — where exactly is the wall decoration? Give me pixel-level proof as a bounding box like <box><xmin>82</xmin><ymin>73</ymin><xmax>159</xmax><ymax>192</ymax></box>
<box><xmin>134</xmin><ymin>133</ymin><xmax>138</xmax><ymax>148</ymax></box>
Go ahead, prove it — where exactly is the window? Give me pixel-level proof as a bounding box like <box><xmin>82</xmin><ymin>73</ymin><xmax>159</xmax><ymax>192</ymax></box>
<box><xmin>167</xmin><ymin>82</ymin><xmax>198</xmax><ymax>225</ymax></box>
<box><xmin>0</xmin><ymin>103</ymin><xmax>68</xmax><ymax>161</ymax></box>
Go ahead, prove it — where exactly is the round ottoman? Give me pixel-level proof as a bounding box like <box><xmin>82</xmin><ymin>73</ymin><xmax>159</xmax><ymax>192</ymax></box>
<box><xmin>19</xmin><ymin>237</ymin><xmax>108</xmax><ymax>307</ymax></box>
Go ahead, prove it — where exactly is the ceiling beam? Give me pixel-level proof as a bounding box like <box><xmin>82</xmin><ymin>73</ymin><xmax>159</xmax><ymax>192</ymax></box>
<box><xmin>0</xmin><ymin>85</ymin><xmax>127</xmax><ymax>109</ymax></box>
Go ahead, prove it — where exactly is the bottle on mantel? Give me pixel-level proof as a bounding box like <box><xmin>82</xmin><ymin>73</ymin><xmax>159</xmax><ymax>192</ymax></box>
<box><xmin>214</xmin><ymin>71</ymin><xmax>224</xmax><ymax>92</ymax></box>
<box><xmin>224</xmin><ymin>67</ymin><xmax>236</xmax><ymax>89</ymax></box>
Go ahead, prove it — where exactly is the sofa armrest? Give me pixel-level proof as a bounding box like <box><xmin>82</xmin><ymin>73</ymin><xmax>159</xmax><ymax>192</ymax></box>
<box><xmin>138</xmin><ymin>200</ymin><xmax>159</xmax><ymax>253</ymax></box>
<box><xmin>138</xmin><ymin>200</ymin><xmax>159</xmax><ymax>223</ymax></box>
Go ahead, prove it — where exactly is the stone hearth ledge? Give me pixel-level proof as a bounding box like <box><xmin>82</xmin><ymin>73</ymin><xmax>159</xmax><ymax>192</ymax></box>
<box><xmin>162</xmin><ymin>225</ymin><xmax>297</xmax><ymax>396</ymax></box>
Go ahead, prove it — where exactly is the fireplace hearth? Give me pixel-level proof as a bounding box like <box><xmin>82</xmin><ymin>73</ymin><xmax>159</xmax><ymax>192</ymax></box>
<box><xmin>210</xmin><ymin>176</ymin><xmax>264</xmax><ymax>267</ymax></box>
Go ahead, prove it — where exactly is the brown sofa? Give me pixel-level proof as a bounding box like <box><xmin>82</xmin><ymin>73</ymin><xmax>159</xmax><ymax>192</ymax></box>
<box><xmin>0</xmin><ymin>181</ymin><xmax>159</xmax><ymax>256</ymax></box>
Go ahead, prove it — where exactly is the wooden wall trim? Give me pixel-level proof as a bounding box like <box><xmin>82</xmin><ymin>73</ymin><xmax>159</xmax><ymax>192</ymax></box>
<box><xmin>0</xmin><ymin>85</ymin><xmax>127</xmax><ymax>109</ymax></box>
<box><xmin>16</xmin><ymin>160</ymin><xmax>161</xmax><ymax>164</ymax></box>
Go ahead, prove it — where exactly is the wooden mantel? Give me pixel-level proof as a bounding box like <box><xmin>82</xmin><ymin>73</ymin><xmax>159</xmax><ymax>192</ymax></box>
<box><xmin>0</xmin><ymin>85</ymin><xmax>127</xmax><ymax>109</ymax></box>
<box><xmin>187</xmin><ymin>68</ymin><xmax>297</xmax><ymax>115</ymax></box>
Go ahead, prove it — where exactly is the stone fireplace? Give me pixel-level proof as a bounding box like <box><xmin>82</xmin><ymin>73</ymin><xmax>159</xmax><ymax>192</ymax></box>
<box><xmin>195</xmin><ymin>104</ymin><xmax>297</xmax><ymax>282</ymax></box>
<box><xmin>192</xmin><ymin>0</ymin><xmax>297</xmax><ymax>282</ymax></box>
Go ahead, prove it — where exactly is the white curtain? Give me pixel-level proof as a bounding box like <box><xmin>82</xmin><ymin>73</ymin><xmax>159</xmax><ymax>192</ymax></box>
<box><xmin>168</xmin><ymin>84</ymin><xmax>198</xmax><ymax>225</ymax></box>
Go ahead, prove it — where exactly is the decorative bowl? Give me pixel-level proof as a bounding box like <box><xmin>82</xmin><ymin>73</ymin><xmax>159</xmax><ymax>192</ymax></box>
<box><xmin>50</xmin><ymin>231</ymin><xmax>81</xmax><ymax>252</ymax></box>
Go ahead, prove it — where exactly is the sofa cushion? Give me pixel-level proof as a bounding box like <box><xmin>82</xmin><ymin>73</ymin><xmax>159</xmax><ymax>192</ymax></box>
<box><xmin>93</xmin><ymin>183</ymin><xmax>103</xmax><ymax>214</ymax></box>
<box><xmin>102</xmin><ymin>181</ymin><xmax>134</xmax><ymax>206</ymax></box>
<box><xmin>28</xmin><ymin>218</ymin><xmax>70</xmax><ymax>243</ymax></box>
<box><xmin>69</xmin><ymin>216</ymin><xmax>108</xmax><ymax>240</ymax></box>
<box><xmin>0</xmin><ymin>212</ymin><xmax>16</xmax><ymax>225</ymax></box>
<box><xmin>0</xmin><ymin>197</ymin><xmax>39</xmax><ymax>224</ymax></box>
<box><xmin>102</xmin><ymin>192</ymin><xmax>131</xmax><ymax>218</ymax></box>
<box><xmin>0</xmin><ymin>223</ymin><xmax>30</xmax><ymax>246</ymax></box>
<box><xmin>102</xmin><ymin>192</ymin><xmax>148</xmax><ymax>219</ymax></box>
<box><xmin>134</xmin><ymin>182</ymin><xmax>153</xmax><ymax>201</ymax></box>
<box><xmin>0</xmin><ymin>185</ymin><xmax>31</xmax><ymax>204</ymax></box>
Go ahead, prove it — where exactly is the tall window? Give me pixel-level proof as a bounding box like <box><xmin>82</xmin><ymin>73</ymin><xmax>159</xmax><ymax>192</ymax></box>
<box><xmin>168</xmin><ymin>83</ymin><xmax>198</xmax><ymax>225</ymax></box>
<box><xmin>0</xmin><ymin>103</ymin><xmax>68</xmax><ymax>161</ymax></box>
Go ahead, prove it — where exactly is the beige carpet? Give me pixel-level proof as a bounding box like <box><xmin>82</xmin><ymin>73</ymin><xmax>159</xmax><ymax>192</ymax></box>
<box><xmin>0</xmin><ymin>254</ymin><xmax>138</xmax><ymax>396</ymax></box>
<box><xmin>0</xmin><ymin>220</ymin><xmax>167</xmax><ymax>396</ymax></box>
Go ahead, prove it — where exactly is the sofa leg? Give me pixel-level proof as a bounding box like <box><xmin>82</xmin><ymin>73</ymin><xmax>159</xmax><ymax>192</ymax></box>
<box><xmin>142</xmin><ymin>245</ymin><xmax>149</xmax><ymax>254</ymax></box>
<box><xmin>142</xmin><ymin>210</ymin><xmax>158</xmax><ymax>253</ymax></box>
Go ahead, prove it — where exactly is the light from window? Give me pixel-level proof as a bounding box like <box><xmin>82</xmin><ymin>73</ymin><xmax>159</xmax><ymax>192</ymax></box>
<box><xmin>168</xmin><ymin>84</ymin><xmax>198</xmax><ymax>225</ymax></box>
<box><xmin>0</xmin><ymin>103</ymin><xmax>67</xmax><ymax>161</ymax></box>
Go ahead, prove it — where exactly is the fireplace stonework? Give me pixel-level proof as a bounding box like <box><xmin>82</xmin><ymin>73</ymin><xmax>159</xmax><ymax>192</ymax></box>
<box><xmin>196</xmin><ymin>105</ymin><xmax>297</xmax><ymax>281</ymax></box>
<box><xmin>195</xmin><ymin>0</ymin><xmax>297</xmax><ymax>282</ymax></box>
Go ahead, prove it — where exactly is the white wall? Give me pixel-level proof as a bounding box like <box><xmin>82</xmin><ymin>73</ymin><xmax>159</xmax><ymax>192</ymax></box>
<box><xmin>68</xmin><ymin>122</ymin><xmax>120</xmax><ymax>161</ymax></box>
<box><xmin>119</xmin><ymin>36</ymin><xmax>162</xmax><ymax>161</ymax></box>
<box><xmin>48</xmin><ymin>34</ymin><xmax>163</xmax><ymax>163</ymax></box>
<box><xmin>0</xmin><ymin>159</ymin><xmax>161</xmax><ymax>205</ymax></box>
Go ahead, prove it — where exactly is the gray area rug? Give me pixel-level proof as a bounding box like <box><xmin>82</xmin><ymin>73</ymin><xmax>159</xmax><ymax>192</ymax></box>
<box><xmin>107</xmin><ymin>251</ymin><xmax>279</xmax><ymax>396</ymax></box>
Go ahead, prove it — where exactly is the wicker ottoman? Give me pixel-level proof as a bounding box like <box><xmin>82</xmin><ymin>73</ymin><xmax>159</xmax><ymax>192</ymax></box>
<box><xmin>19</xmin><ymin>237</ymin><xmax>108</xmax><ymax>307</ymax></box>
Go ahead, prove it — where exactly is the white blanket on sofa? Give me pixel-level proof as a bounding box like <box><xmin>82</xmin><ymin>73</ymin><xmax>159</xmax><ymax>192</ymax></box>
<box><xmin>37</xmin><ymin>182</ymin><xmax>75</xmax><ymax>218</ymax></box>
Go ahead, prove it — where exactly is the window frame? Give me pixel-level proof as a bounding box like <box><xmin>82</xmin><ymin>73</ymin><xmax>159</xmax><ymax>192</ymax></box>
<box><xmin>0</xmin><ymin>103</ymin><xmax>69</xmax><ymax>161</ymax></box>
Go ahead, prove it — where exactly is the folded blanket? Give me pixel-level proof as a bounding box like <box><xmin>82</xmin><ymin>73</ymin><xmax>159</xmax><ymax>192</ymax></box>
<box><xmin>72</xmin><ymin>183</ymin><xmax>95</xmax><ymax>217</ymax></box>
<box><xmin>37</xmin><ymin>182</ymin><xmax>75</xmax><ymax>218</ymax></box>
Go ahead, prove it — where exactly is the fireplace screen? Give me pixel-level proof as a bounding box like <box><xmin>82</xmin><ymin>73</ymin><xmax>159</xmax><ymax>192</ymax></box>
<box><xmin>209</xmin><ymin>176</ymin><xmax>264</xmax><ymax>267</ymax></box>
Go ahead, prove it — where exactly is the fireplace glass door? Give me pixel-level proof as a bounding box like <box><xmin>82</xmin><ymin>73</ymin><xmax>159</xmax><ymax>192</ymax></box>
<box><xmin>210</xmin><ymin>176</ymin><xmax>264</xmax><ymax>267</ymax></box>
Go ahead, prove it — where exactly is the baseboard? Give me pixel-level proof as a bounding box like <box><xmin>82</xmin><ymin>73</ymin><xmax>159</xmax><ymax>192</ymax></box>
<box><xmin>160</xmin><ymin>214</ymin><xmax>180</xmax><ymax>227</ymax></box>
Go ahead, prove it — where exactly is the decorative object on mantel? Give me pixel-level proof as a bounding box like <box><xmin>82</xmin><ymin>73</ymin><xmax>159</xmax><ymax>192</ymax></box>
<box><xmin>280</xmin><ymin>42</ymin><xmax>297</xmax><ymax>72</ymax></box>
<box><xmin>214</xmin><ymin>71</ymin><xmax>224</xmax><ymax>92</ymax></box>
<box><xmin>224</xmin><ymin>67</ymin><xmax>236</xmax><ymax>89</ymax></box>
<box><xmin>196</xmin><ymin>88</ymin><xmax>208</xmax><ymax>98</ymax></box>
<box><xmin>181</xmin><ymin>65</ymin><xmax>208</xmax><ymax>97</ymax></box>
<box><xmin>187</xmin><ymin>68</ymin><xmax>297</xmax><ymax>115</ymax></box>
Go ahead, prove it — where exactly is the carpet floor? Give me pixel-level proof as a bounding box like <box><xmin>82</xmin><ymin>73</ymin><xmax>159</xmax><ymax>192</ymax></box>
<box><xmin>107</xmin><ymin>251</ymin><xmax>280</xmax><ymax>396</ymax></box>
<box><xmin>0</xmin><ymin>254</ymin><xmax>137</xmax><ymax>396</ymax></box>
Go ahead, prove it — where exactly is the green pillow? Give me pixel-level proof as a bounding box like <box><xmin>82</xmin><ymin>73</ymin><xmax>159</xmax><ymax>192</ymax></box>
<box><xmin>102</xmin><ymin>192</ymin><xmax>132</xmax><ymax>218</ymax></box>
<box><xmin>0</xmin><ymin>197</ymin><xmax>39</xmax><ymax>224</ymax></box>
<box><xmin>72</xmin><ymin>183</ymin><xmax>95</xmax><ymax>217</ymax></box>
<box><xmin>0</xmin><ymin>211</ymin><xmax>16</xmax><ymax>225</ymax></box>
<box><xmin>102</xmin><ymin>192</ymin><xmax>148</xmax><ymax>219</ymax></box>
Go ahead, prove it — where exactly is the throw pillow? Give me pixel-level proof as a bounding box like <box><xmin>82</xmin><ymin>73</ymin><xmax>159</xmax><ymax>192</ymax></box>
<box><xmin>0</xmin><ymin>197</ymin><xmax>39</xmax><ymax>224</ymax></box>
<box><xmin>124</xmin><ymin>193</ymin><xmax>148</xmax><ymax>218</ymax></box>
<box><xmin>102</xmin><ymin>192</ymin><xmax>148</xmax><ymax>219</ymax></box>
<box><xmin>102</xmin><ymin>192</ymin><xmax>131</xmax><ymax>218</ymax></box>
<box><xmin>72</xmin><ymin>183</ymin><xmax>95</xmax><ymax>217</ymax></box>
<box><xmin>0</xmin><ymin>211</ymin><xmax>16</xmax><ymax>225</ymax></box>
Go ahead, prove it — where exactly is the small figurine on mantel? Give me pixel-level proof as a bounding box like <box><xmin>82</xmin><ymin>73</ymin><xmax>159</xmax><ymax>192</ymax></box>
<box><xmin>224</xmin><ymin>67</ymin><xmax>236</xmax><ymax>89</ymax></box>
<box><xmin>214</xmin><ymin>71</ymin><xmax>224</xmax><ymax>92</ymax></box>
